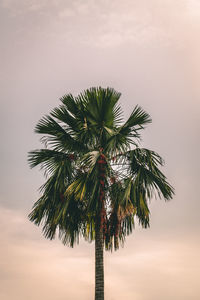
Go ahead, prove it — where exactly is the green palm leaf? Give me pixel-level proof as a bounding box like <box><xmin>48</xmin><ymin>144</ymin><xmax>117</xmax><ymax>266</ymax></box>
<box><xmin>35</xmin><ymin>115</ymin><xmax>87</xmax><ymax>152</ymax></box>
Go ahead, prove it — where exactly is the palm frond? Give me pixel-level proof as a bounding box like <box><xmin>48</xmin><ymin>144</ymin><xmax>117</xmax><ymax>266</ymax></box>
<box><xmin>127</xmin><ymin>148</ymin><xmax>174</xmax><ymax>200</ymax></box>
<box><xmin>119</xmin><ymin>105</ymin><xmax>152</xmax><ymax>141</ymax></box>
<box><xmin>50</xmin><ymin>104</ymin><xmax>80</xmax><ymax>133</ymax></box>
<box><xmin>28</xmin><ymin>149</ymin><xmax>74</xmax><ymax>178</ymax></box>
<box><xmin>83</xmin><ymin>87</ymin><xmax>122</xmax><ymax>128</ymax></box>
<box><xmin>35</xmin><ymin>115</ymin><xmax>87</xmax><ymax>152</ymax></box>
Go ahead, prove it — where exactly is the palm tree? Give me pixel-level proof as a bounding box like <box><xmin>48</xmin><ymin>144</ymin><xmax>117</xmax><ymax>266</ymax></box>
<box><xmin>28</xmin><ymin>87</ymin><xmax>174</xmax><ymax>300</ymax></box>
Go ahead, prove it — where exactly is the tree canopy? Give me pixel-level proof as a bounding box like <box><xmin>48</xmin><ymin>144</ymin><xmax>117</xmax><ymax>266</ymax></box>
<box><xmin>28</xmin><ymin>87</ymin><xmax>174</xmax><ymax>251</ymax></box>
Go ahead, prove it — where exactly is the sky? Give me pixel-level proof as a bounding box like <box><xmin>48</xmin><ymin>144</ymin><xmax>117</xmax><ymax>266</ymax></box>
<box><xmin>0</xmin><ymin>0</ymin><xmax>200</xmax><ymax>299</ymax></box>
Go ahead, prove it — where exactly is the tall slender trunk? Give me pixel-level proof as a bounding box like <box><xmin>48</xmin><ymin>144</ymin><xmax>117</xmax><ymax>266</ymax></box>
<box><xmin>95</xmin><ymin>220</ymin><xmax>104</xmax><ymax>300</ymax></box>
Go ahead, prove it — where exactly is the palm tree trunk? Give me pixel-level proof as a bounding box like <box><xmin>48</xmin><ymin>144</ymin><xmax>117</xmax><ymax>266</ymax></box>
<box><xmin>95</xmin><ymin>220</ymin><xmax>104</xmax><ymax>300</ymax></box>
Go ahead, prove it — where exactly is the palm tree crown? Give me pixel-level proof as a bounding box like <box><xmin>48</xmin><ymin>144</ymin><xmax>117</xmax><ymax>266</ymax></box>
<box><xmin>28</xmin><ymin>87</ymin><xmax>174</xmax><ymax>252</ymax></box>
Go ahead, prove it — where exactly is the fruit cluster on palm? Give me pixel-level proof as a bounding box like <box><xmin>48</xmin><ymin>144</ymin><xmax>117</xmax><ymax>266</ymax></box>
<box><xmin>28</xmin><ymin>87</ymin><xmax>174</xmax><ymax>300</ymax></box>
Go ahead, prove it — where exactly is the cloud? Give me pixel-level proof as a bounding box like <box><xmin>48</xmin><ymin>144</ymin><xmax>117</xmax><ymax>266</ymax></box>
<box><xmin>1</xmin><ymin>0</ymin><xmax>199</xmax><ymax>52</ymax></box>
<box><xmin>0</xmin><ymin>0</ymin><xmax>188</xmax><ymax>47</ymax></box>
<box><xmin>1</xmin><ymin>0</ymin><xmax>47</xmax><ymax>15</ymax></box>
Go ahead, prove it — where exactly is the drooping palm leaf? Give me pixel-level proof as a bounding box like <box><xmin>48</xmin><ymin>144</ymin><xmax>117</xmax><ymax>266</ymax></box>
<box><xmin>35</xmin><ymin>115</ymin><xmax>87</xmax><ymax>152</ymax></box>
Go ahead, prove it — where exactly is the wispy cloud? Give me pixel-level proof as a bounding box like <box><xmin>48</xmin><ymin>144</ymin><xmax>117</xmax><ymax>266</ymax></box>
<box><xmin>1</xmin><ymin>0</ymin><xmax>199</xmax><ymax>50</ymax></box>
<box><xmin>0</xmin><ymin>0</ymin><xmax>187</xmax><ymax>47</ymax></box>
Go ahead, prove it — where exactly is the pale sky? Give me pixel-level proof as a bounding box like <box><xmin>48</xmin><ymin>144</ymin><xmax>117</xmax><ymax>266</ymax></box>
<box><xmin>0</xmin><ymin>1</ymin><xmax>200</xmax><ymax>299</ymax></box>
